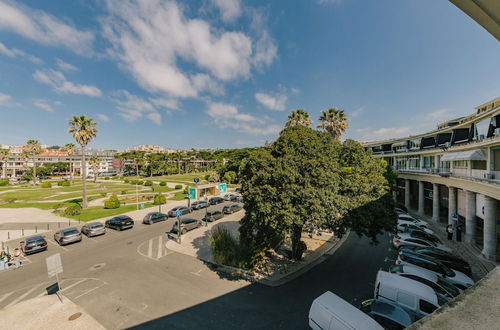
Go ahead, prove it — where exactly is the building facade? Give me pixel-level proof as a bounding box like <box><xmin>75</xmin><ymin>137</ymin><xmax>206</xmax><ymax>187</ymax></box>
<box><xmin>364</xmin><ymin>97</ymin><xmax>500</xmax><ymax>261</ymax></box>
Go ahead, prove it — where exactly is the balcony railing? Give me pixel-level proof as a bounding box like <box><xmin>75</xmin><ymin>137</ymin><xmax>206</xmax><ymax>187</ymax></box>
<box><xmin>393</xmin><ymin>166</ymin><xmax>499</xmax><ymax>185</ymax></box>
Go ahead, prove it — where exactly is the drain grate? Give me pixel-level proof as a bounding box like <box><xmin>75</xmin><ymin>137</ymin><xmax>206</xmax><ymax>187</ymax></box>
<box><xmin>68</xmin><ymin>312</ymin><xmax>82</xmax><ymax>321</ymax></box>
<box><xmin>89</xmin><ymin>263</ymin><xmax>106</xmax><ymax>271</ymax></box>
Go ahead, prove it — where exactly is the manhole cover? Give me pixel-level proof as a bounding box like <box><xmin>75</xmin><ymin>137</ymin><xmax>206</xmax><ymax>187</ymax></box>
<box><xmin>68</xmin><ymin>312</ymin><xmax>82</xmax><ymax>321</ymax></box>
<box><xmin>127</xmin><ymin>241</ymin><xmax>133</xmax><ymax>245</ymax></box>
<box><xmin>89</xmin><ymin>263</ymin><xmax>106</xmax><ymax>271</ymax></box>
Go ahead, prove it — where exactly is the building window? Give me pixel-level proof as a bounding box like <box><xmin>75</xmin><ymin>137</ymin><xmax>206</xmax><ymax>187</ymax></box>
<box><xmin>471</xmin><ymin>160</ymin><xmax>486</xmax><ymax>170</ymax></box>
<box><xmin>453</xmin><ymin>160</ymin><xmax>468</xmax><ymax>168</ymax></box>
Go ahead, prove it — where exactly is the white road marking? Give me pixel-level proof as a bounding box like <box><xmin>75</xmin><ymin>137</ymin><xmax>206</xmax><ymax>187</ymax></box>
<box><xmin>190</xmin><ymin>269</ymin><xmax>202</xmax><ymax>276</ymax></box>
<box><xmin>6</xmin><ymin>283</ymin><xmax>43</xmax><ymax>308</ymax></box>
<box><xmin>147</xmin><ymin>239</ymin><xmax>153</xmax><ymax>258</ymax></box>
<box><xmin>0</xmin><ymin>292</ymin><xmax>14</xmax><ymax>303</ymax></box>
<box><xmin>60</xmin><ymin>279</ymin><xmax>88</xmax><ymax>293</ymax></box>
<box><xmin>73</xmin><ymin>284</ymin><xmax>104</xmax><ymax>300</ymax></box>
<box><xmin>157</xmin><ymin>235</ymin><xmax>162</xmax><ymax>259</ymax></box>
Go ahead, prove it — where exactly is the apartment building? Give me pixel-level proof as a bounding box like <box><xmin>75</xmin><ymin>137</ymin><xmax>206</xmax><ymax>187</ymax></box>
<box><xmin>364</xmin><ymin>97</ymin><xmax>500</xmax><ymax>261</ymax></box>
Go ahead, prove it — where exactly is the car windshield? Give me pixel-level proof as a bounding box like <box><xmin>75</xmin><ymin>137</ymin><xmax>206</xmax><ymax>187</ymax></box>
<box><xmin>26</xmin><ymin>239</ymin><xmax>44</xmax><ymax>246</ymax></box>
<box><xmin>63</xmin><ymin>229</ymin><xmax>79</xmax><ymax>235</ymax></box>
<box><xmin>90</xmin><ymin>223</ymin><xmax>103</xmax><ymax>228</ymax></box>
<box><xmin>437</xmin><ymin>277</ymin><xmax>460</xmax><ymax>297</ymax></box>
<box><xmin>442</xmin><ymin>265</ymin><xmax>455</xmax><ymax>277</ymax></box>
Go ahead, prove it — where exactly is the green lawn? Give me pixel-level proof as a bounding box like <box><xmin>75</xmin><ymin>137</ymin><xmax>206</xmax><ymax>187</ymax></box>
<box><xmin>151</xmin><ymin>184</ymin><xmax>175</xmax><ymax>193</ymax></box>
<box><xmin>0</xmin><ymin>202</ymin><xmax>70</xmax><ymax>210</ymax></box>
<box><xmin>169</xmin><ymin>192</ymin><xmax>188</xmax><ymax>201</ymax></box>
<box><xmin>64</xmin><ymin>203</ymin><xmax>154</xmax><ymax>221</ymax></box>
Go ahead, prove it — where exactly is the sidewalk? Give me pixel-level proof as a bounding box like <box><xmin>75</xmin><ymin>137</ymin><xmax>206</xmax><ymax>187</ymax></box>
<box><xmin>0</xmin><ymin>294</ymin><xmax>105</xmax><ymax>330</ymax></box>
<box><xmin>408</xmin><ymin>211</ymin><xmax>498</xmax><ymax>281</ymax></box>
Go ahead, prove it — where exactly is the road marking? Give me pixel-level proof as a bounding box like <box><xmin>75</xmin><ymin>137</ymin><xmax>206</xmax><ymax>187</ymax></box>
<box><xmin>61</xmin><ymin>279</ymin><xmax>88</xmax><ymax>293</ymax></box>
<box><xmin>73</xmin><ymin>284</ymin><xmax>104</xmax><ymax>300</ymax></box>
<box><xmin>157</xmin><ymin>235</ymin><xmax>162</xmax><ymax>259</ymax></box>
<box><xmin>0</xmin><ymin>292</ymin><xmax>14</xmax><ymax>303</ymax></box>
<box><xmin>46</xmin><ymin>238</ymin><xmax>69</xmax><ymax>252</ymax></box>
<box><xmin>190</xmin><ymin>269</ymin><xmax>202</xmax><ymax>276</ymax></box>
<box><xmin>6</xmin><ymin>283</ymin><xmax>43</xmax><ymax>308</ymax></box>
<box><xmin>147</xmin><ymin>239</ymin><xmax>153</xmax><ymax>258</ymax></box>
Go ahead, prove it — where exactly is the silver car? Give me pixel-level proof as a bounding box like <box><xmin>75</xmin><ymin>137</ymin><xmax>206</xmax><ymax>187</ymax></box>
<box><xmin>171</xmin><ymin>218</ymin><xmax>201</xmax><ymax>234</ymax></box>
<box><xmin>81</xmin><ymin>222</ymin><xmax>106</xmax><ymax>237</ymax></box>
<box><xmin>54</xmin><ymin>227</ymin><xmax>82</xmax><ymax>246</ymax></box>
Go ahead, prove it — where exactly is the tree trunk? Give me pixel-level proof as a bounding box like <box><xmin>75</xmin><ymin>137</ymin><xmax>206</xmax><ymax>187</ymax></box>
<box><xmin>70</xmin><ymin>159</ymin><xmax>73</xmax><ymax>183</ymax></box>
<box><xmin>290</xmin><ymin>224</ymin><xmax>304</xmax><ymax>260</ymax></box>
<box><xmin>82</xmin><ymin>146</ymin><xmax>88</xmax><ymax>209</ymax></box>
<box><xmin>2</xmin><ymin>161</ymin><xmax>5</xmax><ymax>178</ymax></box>
<box><xmin>32</xmin><ymin>158</ymin><xmax>37</xmax><ymax>186</ymax></box>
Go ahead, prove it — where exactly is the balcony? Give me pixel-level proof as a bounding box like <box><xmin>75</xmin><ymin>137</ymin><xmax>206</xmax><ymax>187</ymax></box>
<box><xmin>393</xmin><ymin>166</ymin><xmax>500</xmax><ymax>186</ymax></box>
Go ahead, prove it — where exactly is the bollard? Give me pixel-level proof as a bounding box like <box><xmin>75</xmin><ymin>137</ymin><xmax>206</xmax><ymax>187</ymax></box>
<box><xmin>58</xmin><ymin>222</ymin><xmax>60</xmax><ymax>228</ymax></box>
<box><xmin>35</xmin><ymin>225</ymin><xmax>37</xmax><ymax>233</ymax></box>
<box><xmin>47</xmin><ymin>224</ymin><xmax>49</xmax><ymax>230</ymax></box>
<box><xmin>22</xmin><ymin>228</ymin><xmax>24</xmax><ymax>236</ymax></box>
<box><xmin>7</xmin><ymin>232</ymin><xmax>9</xmax><ymax>240</ymax></box>
<box><xmin>68</xmin><ymin>219</ymin><xmax>70</xmax><ymax>226</ymax></box>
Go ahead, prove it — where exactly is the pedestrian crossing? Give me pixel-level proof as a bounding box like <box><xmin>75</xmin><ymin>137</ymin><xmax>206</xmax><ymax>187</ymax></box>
<box><xmin>0</xmin><ymin>278</ymin><xmax>106</xmax><ymax>309</ymax></box>
<box><xmin>137</xmin><ymin>235</ymin><xmax>172</xmax><ymax>261</ymax></box>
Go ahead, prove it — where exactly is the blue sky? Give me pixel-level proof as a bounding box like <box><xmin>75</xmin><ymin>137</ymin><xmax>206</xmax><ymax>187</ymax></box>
<box><xmin>0</xmin><ymin>0</ymin><xmax>498</xmax><ymax>149</ymax></box>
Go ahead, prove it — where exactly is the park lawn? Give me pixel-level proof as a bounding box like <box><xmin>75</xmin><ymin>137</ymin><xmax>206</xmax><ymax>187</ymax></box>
<box><xmin>151</xmin><ymin>184</ymin><xmax>175</xmax><ymax>193</ymax></box>
<box><xmin>0</xmin><ymin>201</ymin><xmax>71</xmax><ymax>210</ymax></box>
<box><xmin>0</xmin><ymin>190</ymin><xmax>59</xmax><ymax>201</ymax></box>
<box><xmin>65</xmin><ymin>203</ymin><xmax>153</xmax><ymax>221</ymax></box>
<box><xmin>169</xmin><ymin>192</ymin><xmax>188</xmax><ymax>201</ymax></box>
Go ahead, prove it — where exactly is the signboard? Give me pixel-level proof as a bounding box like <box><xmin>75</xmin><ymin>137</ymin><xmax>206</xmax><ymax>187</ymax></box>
<box><xmin>194</xmin><ymin>177</ymin><xmax>200</xmax><ymax>184</ymax></box>
<box><xmin>176</xmin><ymin>210</ymin><xmax>183</xmax><ymax>217</ymax></box>
<box><xmin>46</xmin><ymin>253</ymin><xmax>63</xmax><ymax>278</ymax></box>
<box><xmin>188</xmin><ymin>187</ymin><xmax>197</xmax><ymax>200</ymax></box>
<box><xmin>218</xmin><ymin>183</ymin><xmax>227</xmax><ymax>194</ymax></box>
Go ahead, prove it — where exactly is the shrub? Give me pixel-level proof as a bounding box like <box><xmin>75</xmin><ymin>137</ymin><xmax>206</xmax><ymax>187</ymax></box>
<box><xmin>100</xmin><ymin>192</ymin><xmax>107</xmax><ymax>197</ymax></box>
<box><xmin>175</xmin><ymin>184</ymin><xmax>182</xmax><ymax>190</ymax></box>
<box><xmin>124</xmin><ymin>179</ymin><xmax>130</xmax><ymax>183</ymax></box>
<box><xmin>153</xmin><ymin>193</ymin><xmax>166</xmax><ymax>205</ymax></box>
<box><xmin>0</xmin><ymin>179</ymin><xmax>9</xmax><ymax>186</ymax></box>
<box><xmin>104</xmin><ymin>177</ymin><xmax>110</xmax><ymax>180</ymax></box>
<box><xmin>183</xmin><ymin>187</ymin><xmax>188</xmax><ymax>194</ymax></box>
<box><xmin>58</xmin><ymin>180</ymin><xmax>70</xmax><ymax>187</ymax></box>
<box><xmin>144</xmin><ymin>180</ymin><xmax>153</xmax><ymax>186</ymax></box>
<box><xmin>104</xmin><ymin>194</ymin><xmax>120</xmax><ymax>209</ymax></box>
<box><xmin>121</xmin><ymin>190</ymin><xmax>127</xmax><ymax>195</ymax></box>
<box><xmin>63</xmin><ymin>203</ymin><xmax>81</xmax><ymax>216</ymax></box>
<box><xmin>52</xmin><ymin>203</ymin><xmax>67</xmax><ymax>211</ymax></box>
<box><xmin>40</xmin><ymin>182</ymin><xmax>52</xmax><ymax>188</ymax></box>
<box><xmin>210</xmin><ymin>226</ymin><xmax>253</xmax><ymax>269</ymax></box>
<box><xmin>159</xmin><ymin>181</ymin><xmax>166</xmax><ymax>186</ymax></box>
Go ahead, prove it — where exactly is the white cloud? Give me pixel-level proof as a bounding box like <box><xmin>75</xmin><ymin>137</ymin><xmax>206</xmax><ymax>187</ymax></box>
<box><xmin>0</xmin><ymin>41</ymin><xmax>42</xmax><ymax>64</ymax></box>
<box><xmin>32</xmin><ymin>99</ymin><xmax>56</xmax><ymax>113</ymax></box>
<box><xmin>212</xmin><ymin>0</ymin><xmax>242</xmax><ymax>23</ymax></box>
<box><xmin>355</xmin><ymin>127</ymin><xmax>411</xmax><ymax>142</ymax></box>
<box><xmin>96</xmin><ymin>114</ymin><xmax>110</xmax><ymax>122</ymax></box>
<box><xmin>0</xmin><ymin>0</ymin><xmax>94</xmax><ymax>55</ymax></box>
<box><xmin>33</xmin><ymin>69</ymin><xmax>102</xmax><ymax>97</ymax></box>
<box><xmin>101</xmin><ymin>0</ymin><xmax>276</xmax><ymax>100</ymax></box>
<box><xmin>255</xmin><ymin>91</ymin><xmax>287</xmax><ymax>111</ymax></box>
<box><xmin>0</xmin><ymin>93</ymin><xmax>12</xmax><ymax>106</ymax></box>
<box><xmin>424</xmin><ymin>108</ymin><xmax>455</xmax><ymax>122</ymax></box>
<box><xmin>350</xmin><ymin>107</ymin><xmax>364</xmax><ymax>118</ymax></box>
<box><xmin>206</xmin><ymin>101</ymin><xmax>281</xmax><ymax>135</ymax></box>
<box><xmin>56</xmin><ymin>59</ymin><xmax>78</xmax><ymax>71</ymax></box>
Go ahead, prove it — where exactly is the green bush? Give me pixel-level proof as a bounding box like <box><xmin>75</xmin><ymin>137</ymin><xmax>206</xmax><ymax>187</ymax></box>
<box><xmin>104</xmin><ymin>177</ymin><xmax>110</xmax><ymax>180</ymax></box>
<box><xmin>40</xmin><ymin>182</ymin><xmax>52</xmax><ymax>188</ymax></box>
<box><xmin>100</xmin><ymin>192</ymin><xmax>107</xmax><ymax>197</ymax></box>
<box><xmin>159</xmin><ymin>181</ymin><xmax>166</xmax><ymax>186</ymax></box>
<box><xmin>124</xmin><ymin>179</ymin><xmax>129</xmax><ymax>183</ymax></box>
<box><xmin>63</xmin><ymin>203</ymin><xmax>81</xmax><ymax>216</ymax></box>
<box><xmin>0</xmin><ymin>179</ymin><xmax>9</xmax><ymax>186</ymax></box>
<box><xmin>52</xmin><ymin>203</ymin><xmax>67</xmax><ymax>211</ymax></box>
<box><xmin>121</xmin><ymin>190</ymin><xmax>127</xmax><ymax>195</ymax></box>
<box><xmin>174</xmin><ymin>184</ymin><xmax>182</xmax><ymax>190</ymax></box>
<box><xmin>210</xmin><ymin>226</ymin><xmax>253</xmax><ymax>269</ymax></box>
<box><xmin>144</xmin><ymin>180</ymin><xmax>153</xmax><ymax>186</ymax></box>
<box><xmin>153</xmin><ymin>193</ymin><xmax>166</xmax><ymax>205</ymax></box>
<box><xmin>58</xmin><ymin>180</ymin><xmax>70</xmax><ymax>187</ymax></box>
<box><xmin>104</xmin><ymin>194</ymin><xmax>121</xmax><ymax>209</ymax></box>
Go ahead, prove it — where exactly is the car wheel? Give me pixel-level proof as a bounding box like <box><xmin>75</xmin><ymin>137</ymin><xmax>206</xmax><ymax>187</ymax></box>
<box><xmin>181</xmin><ymin>228</ymin><xmax>187</xmax><ymax>235</ymax></box>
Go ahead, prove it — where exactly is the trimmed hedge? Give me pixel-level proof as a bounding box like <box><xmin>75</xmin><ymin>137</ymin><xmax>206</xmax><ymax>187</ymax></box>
<box><xmin>124</xmin><ymin>179</ymin><xmax>130</xmax><ymax>183</ymax></box>
<box><xmin>0</xmin><ymin>179</ymin><xmax>9</xmax><ymax>186</ymax></box>
<box><xmin>104</xmin><ymin>194</ymin><xmax>120</xmax><ymax>209</ymax></box>
<box><xmin>159</xmin><ymin>181</ymin><xmax>166</xmax><ymax>186</ymax></box>
<box><xmin>175</xmin><ymin>184</ymin><xmax>182</xmax><ymax>190</ymax></box>
<box><xmin>144</xmin><ymin>180</ymin><xmax>153</xmax><ymax>186</ymax></box>
<box><xmin>58</xmin><ymin>180</ymin><xmax>70</xmax><ymax>187</ymax></box>
<box><xmin>41</xmin><ymin>182</ymin><xmax>52</xmax><ymax>188</ymax></box>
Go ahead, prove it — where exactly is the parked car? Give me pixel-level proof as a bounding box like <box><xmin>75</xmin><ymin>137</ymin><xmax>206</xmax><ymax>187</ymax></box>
<box><xmin>224</xmin><ymin>194</ymin><xmax>238</xmax><ymax>201</ymax></box>
<box><xmin>392</xmin><ymin>233</ymin><xmax>453</xmax><ymax>253</ymax></box>
<box><xmin>171</xmin><ymin>218</ymin><xmax>202</xmax><ymax>234</ymax></box>
<box><xmin>54</xmin><ymin>227</ymin><xmax>82</xmax><ymax>246</ymax></box>
<box><xmin>400</xmin><ymin>247</ymin><xmax>472</xmax><ymax>277</ymax></box>
<box><xmin>407</xmin><ymin>230</ymin><xmax>443</xmax><ymax>245</ymax></box>
<box><xmin>105</xmin><ymin>215</ymin><xmax>134</xmax><ymax>231</ymax></box>
<box><xmin>22</xmin><ymin>235</ymin><xmax>48</xmax><ymax>255</ymax></box>
<box><xmin>398</xmin><ymin>214</ymin><xmax>428</xmax><ymax>227</ymax></box>
<box><xmin>375</xmin><ymin>270</ymin><xmax>449</xmax><ymax>320</ymax></box>
<box><xmin>397</xmin><ymin>222</ymin><xmax>434</xmax><ymax>235</ymax></box>
<box><xmin>209</xmin><ymin>196</ymin><xmax>224</xmax><ymax>205</ymax></box>
<box><xmin>81</xmin><ymin>222</ymin><xmax>106</xmax><ymax>237</ymax></box>
<box><xmin>237</xmin><ymin>196</ymin><xmax>244</xmax><ymax>203</ymax></box>
<box><xmin>395</xmin><ymin>207</ymin><xmax>408</xmax><ymax>215</ymax></box>
<box><xmin>360</xmin><ymin>298</ymin><xmax>416</xmax><ymax>330</ymax></box>
<box><xmin>223</xmin><ymin>203</ymin><xmax>242</xmax><ymax>214</ymax></box>
<box><xmin>309</xmin><ymin>291</ymin><xmax>384</xmax><ymax>330</ymax></box>
<box><xmin>397</xmin><ymin>219</ymin><xmax>431</xmax><ymax>231</ymax></box>
<box><xmin>396</xmin><ymin>252</ymin><xmax>474</xmax><ymax>290</ymax></box>
<box><xmin>167</xmin><ymin>206</ymin><xmax>192</xmax><ymax>217</ymax></box>
<box><xmin>191</xmin><ymin>200</ymin><xmax>209</xmax><ymax>210</ymax></box>
<box><xmin>389</xmin><ymin>264</ymin><xmax>462</xmax><ymax>298</ymax></box>
<box><xmin>142</xmin><ymin>212</ymin><xmax>168</xmax><ymax>225</ymax></box>
<box><xmin>203</xmin><ymin>210</ymin><xmax>224</xmax><ymax>222</ymax></box>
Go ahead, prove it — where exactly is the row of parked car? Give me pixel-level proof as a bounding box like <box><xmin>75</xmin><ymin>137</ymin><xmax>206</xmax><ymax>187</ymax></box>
<box><xmin>17</xmin><ymin>195</ymin><xmax>244</xmax><ymax>254</ymax></box>
<box><xmin>309</xmin><ymin>207</ymin><xmax>474</xmax><ymax>330</ymax></box>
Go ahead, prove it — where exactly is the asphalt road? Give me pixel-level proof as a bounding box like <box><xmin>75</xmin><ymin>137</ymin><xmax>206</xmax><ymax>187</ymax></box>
<box><xmin>0</xmin><ymin>201</ymin><xmax>397</xmax><ymax>330</ymax></box>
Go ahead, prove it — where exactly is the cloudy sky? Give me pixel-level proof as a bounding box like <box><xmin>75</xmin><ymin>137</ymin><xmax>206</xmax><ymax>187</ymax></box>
<box><xmin>0</xmin><ymin>0</ymin><xmax>498</xmax><ymax>149</ymax></box>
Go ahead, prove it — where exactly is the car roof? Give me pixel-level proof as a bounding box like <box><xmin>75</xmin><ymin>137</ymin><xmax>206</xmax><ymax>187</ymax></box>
<box><xmin>62</xmin><ymin>227</ymin><xmax>78</xmax><ymax>231</ymax></box>
<box><xmin>376</xmin><ymin>271</ymin><xmax>436</xmax><ymax>298</ymax></box>
<box><xmin>371</xmin><ymin>300</ymin><xmax>415</xmax><ymax>326</ymax></box>
<box><xmin>400</xmin><ymin>264</ymin><xmax>438</xmax><ymax>282</ymax></box>
<box><xmin>26</xmin><ymin>235</ymin><xmax>45</xmax><ymax>241</ymax></box>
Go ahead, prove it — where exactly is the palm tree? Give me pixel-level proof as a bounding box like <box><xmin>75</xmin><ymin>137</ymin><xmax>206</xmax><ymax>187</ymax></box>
<box><xmin>317</xmin><ymin>108</ymin><xmax>349</xmax><ymax>140</ymax></box>
<box><xmin>285</xmin><ymin>109</ymin><xmax>313</xmax><ymax>127</ymax></box>
<box><xmin>64</xmin><ymin>143</ymin><xmax>76</xmax><ymax>183</ymax></box>
<box><xmin>26</xmin><ymin>140</ymin><xmax>42</xmax><ymax>186</ymax></box>
<box><xmin>0</xmin><ymin>149</ymin><xmax>9</xmax><ymax>178</ymax></box>
<box><xmin>68</xmin><ymin>115</ymin><xmax>98</xmax><ymax>209</ymax></box>
<box><xmin>89</xmin><ymin>156</ymin><xmax>100</xmax><ymax>183</ymax></box>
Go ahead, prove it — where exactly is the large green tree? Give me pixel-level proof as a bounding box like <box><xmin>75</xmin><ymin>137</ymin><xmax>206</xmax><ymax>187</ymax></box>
<box><xmin>68</xmin><ymin>115</ymin><xmax>98</xmax><ymax>209</ymax></box>
<box><xmin>317</xmin><ymin>108</ymin><xmax>349</xmax><ymax>140</ymax></box>
<box><xmin>239</xmin><ymin>126</ymin><xmax>395</xmax><ymax>260</ymax></box>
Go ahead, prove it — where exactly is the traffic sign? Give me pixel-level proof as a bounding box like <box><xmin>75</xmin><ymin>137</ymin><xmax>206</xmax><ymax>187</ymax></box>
<box><xmin>46</xmin><ymin>253</ymin><xmax>63</xmax><ymax>278</ymax></box>
<box><xmin>188</xmin><ymin>187</ymin><xmax>197</xmax><ymax>200</ymax></box>
<box><xmin>194</xmin><ymin>177</ymin><xmax>200</xmax><ymax>183</ymax></box>
<box><xmin>176</xmin><ymin>210</ymin><xmax>183</xmax><ymax>217</ymax></box>
<box><xmin>218</xmin><ymin>183</ymin><xmax>227</xmax><ymax>194</ymax></box>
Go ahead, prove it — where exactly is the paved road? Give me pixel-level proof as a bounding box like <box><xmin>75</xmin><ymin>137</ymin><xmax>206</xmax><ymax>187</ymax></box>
<box><xmin>0</xmin><ymin>200</ymin><xmax>397</xmax><ymax>330</ymax></box>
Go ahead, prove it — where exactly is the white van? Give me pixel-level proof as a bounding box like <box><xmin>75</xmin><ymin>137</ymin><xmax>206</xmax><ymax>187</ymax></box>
<box><xmin>309</xmin><ymin>291</ymin><xmax>383</xmax><ymax>330</ymax></box>
<box><xmin>374</xmin><ymin>271</ymin><xmax>447</xmax><ymax>319</ymax></box>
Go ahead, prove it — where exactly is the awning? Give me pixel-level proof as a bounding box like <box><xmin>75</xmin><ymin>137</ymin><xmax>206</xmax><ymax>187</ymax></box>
<box><xmin>440</xmin><ymin>149</ymin><xmax>487</xmax><ymax>161</ymax></box>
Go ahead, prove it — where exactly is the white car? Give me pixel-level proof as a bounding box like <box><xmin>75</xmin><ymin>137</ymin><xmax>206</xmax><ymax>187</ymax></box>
<box><xmin>398</xmin><ymin>214</ymin><xmax>429</xmax><ymax>226</ymax></box>
<box><xmin>395</xmin><ymin>208</ymin><xmax>408</xmax><ymax>215</ymax></box>
<box><xmin>396</xmin><ymin>253</ymin><xmax>474</xmax><ymax>290</ymax></box>
<box><xmin>388</xmin><ymin>263</ymin><xmax>462</xmax><ymax>298</ymax></box>
<box><xmin>397</xmin><ymin>222</ymin><xmax>434</xmax><ymax>235</ymax></box>
<box><xmin>393</xmin><ymin>233</ymin><xmax>453</xmax><ymax>253</ymax></box>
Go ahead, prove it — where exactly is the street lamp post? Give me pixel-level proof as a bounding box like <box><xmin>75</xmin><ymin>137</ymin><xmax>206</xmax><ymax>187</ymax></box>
<box><xmin>204</xmin><ymin>196</ymin><xmax>208</xmax><ymax>227</ymax></box>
